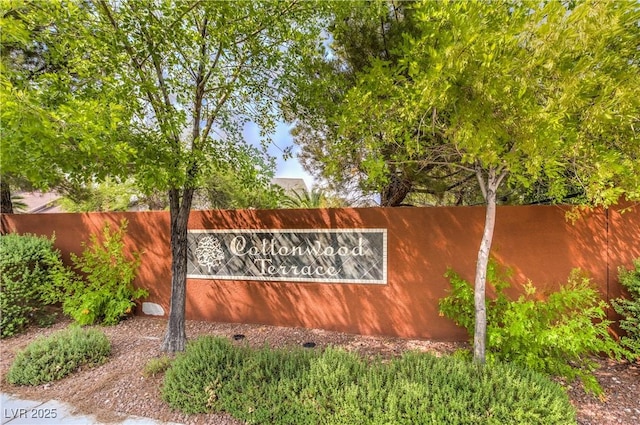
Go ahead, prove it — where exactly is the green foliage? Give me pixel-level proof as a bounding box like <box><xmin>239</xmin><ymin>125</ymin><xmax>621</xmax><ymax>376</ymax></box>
<box><xmin>0</xmin><ymin>0</ymin><xmax>137</xmax><ymax>194</ymax></box>
<box><xmin>143</xmin><ymin>355</ymin><xmax>174</xmax><ymax>378</ymax></box>
<box><xmin>328</xmin><ymin>0</ymin><xmax>638</xmax><ymax>366</ymax></box>
<box><xmin>162</xmin><ymin>336</ymin><xmax>576</xmax><ymax>424</ymax></box>
<box><xmin>329</xmin><ymin>0</ymin><xmax>640</xmax><ymax>207</ymax></box>
<box><xmin>0</xmin><ymin>233</ymin><xmax>67</xmax><ymax>338</ymax></box>
<box><xmin>200</xmin><ymin>147</ymin><xmax>283</xmax><ymax>210</ymax></box>
<box><xmin>6</xmin><ymin>326</ymin><xmax>110</xmax><ymax>386</ymax></box>
<box><xmin>59</xmin><ymin>178</ymin><xmax>137</xmax><ymax>212</ymax></box>
<box><xmin>49</xmin><ymin>220</ymin><xmax>147</xmax><ymax>326</ymax></box>
<box><xmin>286</xmin><ymin>1</ymin><xmax>435</xmax><ymax>206</ymax></box>
<box><xmin>440</xmin><ymin>262</ymin><xmax>631</xmax><ymax>395</ymax></box>
<box><xmin>611</xmin><ymin>259</ymin><xmax>640</xmax><ymax>357</ymax></box>
<box><xmin>80</xmin><ymin>0</ymin><xmax>328</xmax><ymax>197</ymax></box>
<box><xmin>281</xmin><ymin>188</ymin><xmax>334</xmax><ymax>209</ymax></box>
<box><xmin>3</xmin><ymin>0</ymin><xmax>332</xmax><ymax>353</ymax></box>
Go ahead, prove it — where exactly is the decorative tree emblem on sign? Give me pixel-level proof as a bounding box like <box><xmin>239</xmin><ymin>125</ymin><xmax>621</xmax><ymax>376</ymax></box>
<box><xmin>195</xmin><ymin>236</ymin><xmax>225</xmax><ymax>272</ymax></box>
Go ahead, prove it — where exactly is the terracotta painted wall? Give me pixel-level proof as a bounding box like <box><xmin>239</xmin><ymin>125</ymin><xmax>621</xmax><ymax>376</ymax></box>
<box><xmin>1</xmin><ymin>203</ymin><xmax>638</xmax><ymax>342</ymax></box>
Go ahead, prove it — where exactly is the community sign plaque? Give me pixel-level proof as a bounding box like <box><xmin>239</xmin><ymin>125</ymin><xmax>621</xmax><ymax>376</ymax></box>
<box><xmin>186</xmin><ymin>229</ymin><xmax>387</xmax><ymax>284</ymax></box>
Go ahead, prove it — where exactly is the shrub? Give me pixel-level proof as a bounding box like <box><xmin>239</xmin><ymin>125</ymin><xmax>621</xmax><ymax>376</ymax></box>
<box><xmin>162</xmin><ymin>336</ymin><xmax>576</xmax><ymax>424</ymax></box>
<box><xmin>50</xmin><ymin>220</ymin><xmax>148</xmax><ymax>325</ymax></box>
<box><xmin>611</xmin><ymin>258</ymin><xmax>640</xmax><ymax>357</ymax></box>
<box><xmin>439</xmin><ymin>261</ymin><xmax>631</xmax><ymax>395</ymax></box>
<box><xmin>0</xmin><ymin>233</ymin><xmax>68</xmax><ymax>338</ymax></box>
<box><xmin>6</xmin><ymin>326</ymin><xmax>111</xmax><ymax>385</ymax></box>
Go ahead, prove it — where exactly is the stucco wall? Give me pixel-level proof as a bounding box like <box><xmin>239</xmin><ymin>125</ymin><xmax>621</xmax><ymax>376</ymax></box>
<box><xmin>2</xmin><ymin>203</ymin><xmax>638</xmax><ymax>341</ymax></box>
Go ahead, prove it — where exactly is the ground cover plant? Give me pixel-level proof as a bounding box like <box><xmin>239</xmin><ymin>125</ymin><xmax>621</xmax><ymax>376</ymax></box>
<box><xmin>6</xmin><ymin>326</ymin><xmax>111</xmax><ymax>386</ymax></box>
<box><xmin>439</xmin><ymin>262</ymin><xmax>631</xmax><ymax>395</ymax></box>
<box><xmin>143</xmin><ymin>355</ymin><xmax>173</xmax><ymax>378</ymax></box>
<box><xmin>611</xmin><ymin>258</ymin><xmax>640</xmax><ymax>357</ymax></box>
<box><xmin>162</xmin><ymin>336</ymin><xmax>576</xmax><ymax>424</ymax></box>
<box><xmin>0</xmin><ymin>233</ymin><xmax>66</xmax><ymax>338</ymax></box>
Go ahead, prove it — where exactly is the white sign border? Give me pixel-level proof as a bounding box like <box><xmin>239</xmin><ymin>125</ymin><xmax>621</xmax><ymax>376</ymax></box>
<box><xmin>187</xmin><ymin>228</ymin><xmax>388</xmax><ymax>284</ymax></box>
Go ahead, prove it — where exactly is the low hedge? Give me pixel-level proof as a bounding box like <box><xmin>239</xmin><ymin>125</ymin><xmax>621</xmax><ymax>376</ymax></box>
<box><xmin>162</xmin><ymin>336</ymin><xmax>576</xmax><ymax>424</ymax></box>
<box><xmin>6</xmin><ymin>326</ymin><xmax>111</xmax><ymax>386</ymax></box>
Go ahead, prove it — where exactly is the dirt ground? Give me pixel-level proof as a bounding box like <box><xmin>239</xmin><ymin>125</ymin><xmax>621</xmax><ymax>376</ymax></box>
<box><xmin>1</xmin><ymin>316</ymin><xmax>638</xmax><ymax>425</ymax></box>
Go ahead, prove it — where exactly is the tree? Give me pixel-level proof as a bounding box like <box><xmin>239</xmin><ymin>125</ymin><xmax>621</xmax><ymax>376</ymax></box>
<box><xmin>286</xmin><ymin>1</ymin><xmax>485</xmax><ymax>206</ymax></box>
<box><xmin>2</xmin><ymin>0</ymin><xmax>326</xmax><ymax>351</ymax></box>
<box><xmin>287</xmin><ymin>1</ymin><xmax>422</xmax><ymax>206</ymax></box>
<box><xmin>59</xmin><ymin>178</ymin><xmax>137</xmax><ymax>212</ymax></box>
<box><xmin>87</xmin><ymin>0</ymin><xmax>325</xmax><ymax>352</ymax></box>
<box><xmin>331</xmin><ymin>0</ymin><xmax>639</xmax><ymax>362</ymax></box>
<box><xmin>1</xmin><ymin>0</ymin><xmax>60</xmax><ymax>214</ymax></box>
<box><xmin>199</xmin><ymin>141</ymin><xmax>283</xmax><ymax>210</ymax></box>
<box><xmin>0</xmin><ymin>181</ymin><xmax>12</xmax><ymax>214</ymax></box>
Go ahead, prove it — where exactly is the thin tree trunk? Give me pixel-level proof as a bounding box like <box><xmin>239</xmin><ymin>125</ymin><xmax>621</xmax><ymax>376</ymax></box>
<box><xmin>1</xmin><ymin>180</ymin><xmax>13</xmax><ymax>214</ymax></box>
<box><xmin>473</xmin><ymin>166</ymin><xmax>506</xmax><ymax>364</ymax></box>
<box><xmin>161</xmin><ymin>187</ymin><xmax>194</xmax><ymax>353</ymax></box>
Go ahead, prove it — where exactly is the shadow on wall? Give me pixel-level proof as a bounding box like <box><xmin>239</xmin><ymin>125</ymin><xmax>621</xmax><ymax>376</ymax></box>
<box><xmin>607</xmin><ymin>203</ymin><xmax>640</xmax><ymax>317</ymax></box>
<box><xmin>489</xmin><ymin>205</ymin><xmax>606</xmax><ymax>298</ymax></box>
<box><xmin>116</xmin><ymin>212</ymin><xmax>173</xmax><ymax>316</ymax></box>
<box><xmin>184</xmin><ymin>207</ymin><xmax>492</xmax><ymax>341</ymax></box>
<box><xmin>186</xmin><ymin>209</ymin><xmax>355</xmax><ymax>333</ymax></box>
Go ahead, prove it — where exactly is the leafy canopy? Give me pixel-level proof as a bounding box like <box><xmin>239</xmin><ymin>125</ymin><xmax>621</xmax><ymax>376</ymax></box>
<box><xmin>0</xmin><ymin>0</ymin><xmax>136</xmax><ymax>192</ymax></box>
<box><xmin>328</xmin><ymin>0</ymin><xmax>640</xmax><ymax>206</ymax></box>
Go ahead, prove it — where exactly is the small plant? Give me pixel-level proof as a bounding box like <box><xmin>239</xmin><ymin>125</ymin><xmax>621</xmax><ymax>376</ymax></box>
<box><xmin>51</xmin><ymin>220</ymin><xmax>148</xmax><ymax>326</ymax></box>
<box><xmin>611</xmin><ymin>258</ymin><xmax>640</xmax><ymax>357</ymax></box>
<box><xmin>143</xmin><ymin>355</ymin><xmax>173</xmax><ymax>378</ymax></box>
<box><xmin>162</xmin><ymin>336</ymin><xmax>576</xmax><ymax>424</ymax></box>
<box><xmin>0</xmin><ymin>233</ymin><xmax>68</xmax><ymax>338</ymax></box>
<box><xmin>439</xmin><ymin>260</ymin><xmax>631</xmax><ymax>396</ymax></box>
<box><xmin>6</xmin><ymin>326</ymin><xmax>111</xmax><ymax>386</ymax></box>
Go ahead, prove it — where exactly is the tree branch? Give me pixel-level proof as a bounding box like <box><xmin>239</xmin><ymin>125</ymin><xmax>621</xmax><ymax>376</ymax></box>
<box><xmin>200</xmin><ymin>55</ymin><xmax>248</xmax><ymax>145</ymax></box>
<box><xmin>387</xmin><ymin>159</ymin><xmax>475</xmax><ymax>173</ymax></box>
<box><xmin>201</xmin><ymin>41</ymin><xmax>223</xmax><ymax>89</ymax></box>
<box><xmin>96</xmin><ymin>0</ymin><xmax>168</xmax><ymax>138</ymax></box>
<box><xmin>496</xmin><ymin>169</ymin><xmax>508</xmax><ymax>188</ymax></box>
<box><xmin>475</xmin><ymin>163</ymin><xmax>488</xmax><ymax>200</ymax></box>
<box><xmin>235</xmin><ymin>0</ymin><xmax>300</xmax><ymax>45</ymax></box>
<box><xmin>190</xmin><ymin>16</ymin><xmax>210</xmax><ymax>150</ymax></box>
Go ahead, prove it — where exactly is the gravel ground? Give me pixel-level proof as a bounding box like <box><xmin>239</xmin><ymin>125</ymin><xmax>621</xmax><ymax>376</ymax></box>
<box><xmin>1</xmin><ymin>316</ymin><xmax>638</xmax><ymax>425</ymax></box>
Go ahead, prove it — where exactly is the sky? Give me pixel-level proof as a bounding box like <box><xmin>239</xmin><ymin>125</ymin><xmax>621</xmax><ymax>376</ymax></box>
<box><xmin>237</xmin><ymin>32</ymin><xmax>334</xmax><ymax>194</ymax></box>
<box><xmin>243</xmin><ymin>121</ymin><xmax>315</xmax><ymax>190</ymax></box>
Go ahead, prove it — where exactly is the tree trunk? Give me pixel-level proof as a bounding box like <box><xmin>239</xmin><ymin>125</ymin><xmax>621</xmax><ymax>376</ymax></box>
<box><xmin>161</xmin><ymin>187</ymin><xmax>195</xmax><ymax>353</ymax></box>
<box><xmin>473</xmin><ymin>166</ymin><xmax>505</xmax><ymax>364</ymax></box>
<box><xmin>380</xmin><ymin>173</ymin><xmax>412</xmax><ymax>206</ymax></box>
<box><xmin>1</xmin><ymin>180</ymin><xmax>13</xmax><ymax>214</ymax></box>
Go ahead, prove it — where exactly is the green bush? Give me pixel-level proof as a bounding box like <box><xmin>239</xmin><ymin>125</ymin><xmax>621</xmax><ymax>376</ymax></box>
<box><xmin>162</xmin><ymin>336</ymin><xmax>576</xmax><ymax>424</ymax></box>
<box><xmin>6</xmin><ymin>326</ymin><xmax>111</xmax><ymax>385</ymax></box>
<box><xmin>50</xmin><ymin>220</ymin><xmax>148</xmax><ymax>325</ymax></box>
<box><xmin>611</xmin><ymin>258</ymin><xmax>640</xmax><ymax>357</ymax></box>
<box><xmin>0</xmin><ymin>233</ymin><xmax>67</xmax><ymax>338</ymax></box>
<box><xmin>439</xmin><ymin>261</ymin><xmax>631</xmax><ymax>395</ymax></box>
